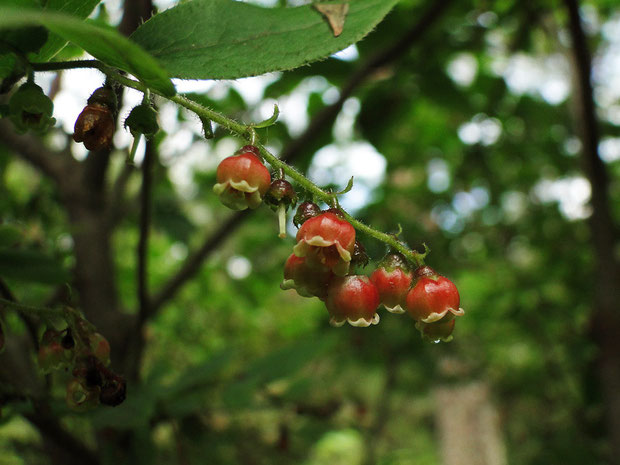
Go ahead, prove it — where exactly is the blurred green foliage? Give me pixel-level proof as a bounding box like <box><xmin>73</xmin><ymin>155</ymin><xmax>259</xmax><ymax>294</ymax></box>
<box><xmin>1</xmin><ymin>0</ymin><xmax>618</xmax><ymax>464</ymax></box>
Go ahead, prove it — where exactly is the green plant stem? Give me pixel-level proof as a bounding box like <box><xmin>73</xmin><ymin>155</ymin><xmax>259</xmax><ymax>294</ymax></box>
<box><xmin>127</xmin><ymin>133</ymin><xmax>142</xmax><ymax>164</ymax></box>
<box><xmin>30</xmin><ymin>59</ymin><xmax>427</xmax><ymax>267</ymax></box>
<box><xmin>0</xmin><ymin>297</ymin><xmax>64</xmax><ymax>319</ymax></box>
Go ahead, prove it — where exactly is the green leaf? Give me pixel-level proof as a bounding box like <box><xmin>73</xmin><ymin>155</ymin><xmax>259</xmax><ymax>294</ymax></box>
<box><xmin>159</xmin><ymin>351</ymin><xmax>235</xmax><ymax>401</ymax></box>
<box><xmin>0</xmin><ymin>0</ymin><xmax>47</xmax><ymax>77</ymax></box>
<box><xmin>222</xmin><ymin>335</ymin><xmax>336</xmax><ymax>408</ymax></box>
<box><xmin>0</xmin><ymin>248</ymin><xmax>70</xmax><ymax>284</ymax></box>
<box><xmin>35</xmin><ymin>0</ymin><xmax>102</xmax><ymax>61</ymax></box>
<box><xmin>0</xmin><ymin>225</ymin><xmax>22</xmax><ymax>248</ymax></box>
<box><xmin>0</xmin><ymin>8</ymin><xmax>175</xmax><ymax>96</ymax></box>
<box><xmin>252</xmin><ymin>104</ymin><xmax>279</xmax><ymax>129</ymax></box>
<box><xmin>130</xmin><ymin>0</ymin><xmax>400</xmax><ymax>80</ymax></box>
<box><xmin>0</xmin><ymin>0</ymin><xmax>99</xmax><ymax>78</ymax></box>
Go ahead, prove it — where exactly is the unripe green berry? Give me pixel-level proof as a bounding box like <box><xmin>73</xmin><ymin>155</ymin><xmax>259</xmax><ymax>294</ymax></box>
<box><xmin>8</xmin><ymin>82</ymin><xmax>55</xmax><ymax>134</ymax></box>
<box><xmin>124</xmin><ymin>103</ymin><xmax>159</xmax><ymax>138</ymax></box>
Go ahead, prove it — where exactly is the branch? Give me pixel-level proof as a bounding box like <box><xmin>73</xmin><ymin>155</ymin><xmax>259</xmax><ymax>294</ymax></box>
<box><xmin>25</xmin><ymin>407</ymin><xmax>101</xmax><ymax>465</ymax></box>
<box><xmin>564</xmin><ymin>0</ymin><xmax>618</xmax><ymax>277</ymax></box>
<box><xmin>149</xmin><ymin>210</ymin><xmax>251</xmax><ymax>312</ymax></box>
<box><xmin>137</xmin><ymin>140</ymin><xmax>153</xmax><ymax>326</ymax></box>
<box><xmin>106</xmin><ymin>159</ymin><xmax>138</xmax><ymax>226</ymax></box>
<box><xmin>0</xmin><ymin>278</ymin><xmax>17</xmax><ymax>302</ymax></box>
<box><xmin>0</xmin><ymin>279</ymin><xmax>39</xmax><ymax>347</ymax></box>
<box><xmin>0</xmin><ymin>120</ymin><xmax>79</xmax><ymax>188</ymax></box>
<box><xmin>146</xmin><ymin>0</ymin><xmax>453</xmax><ymax>317</ymax></box>
<box><xmin>564</xmin><ymin>1</ymin><xmax>620</xmax><ymax>463</ymax></box>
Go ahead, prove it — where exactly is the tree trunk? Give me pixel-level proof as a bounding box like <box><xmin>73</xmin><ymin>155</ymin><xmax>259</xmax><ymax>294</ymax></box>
<box><xmin>435</xmin><ymin>382</ymin><xmax>507</xmax><ymax>465</ymax></box>
<box><xmin>563</xmin><ymin>1</ymin><xmax>620</xmax><ymax>462</ymax></box>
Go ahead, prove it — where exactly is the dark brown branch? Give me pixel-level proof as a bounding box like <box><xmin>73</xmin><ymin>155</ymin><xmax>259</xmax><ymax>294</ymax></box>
<box><xmin>0</xmin><ymin>278</ymin><xmax>17</xmax><ymax>302</ymax></box>
<box><xmin>564</xmin><ymin>1</ymin><xmax>620</xmax><ymax>463</ymax></box>
<box><xmin>0</xmin><ymin>120</ymin><xmax>79</xmax><ymax>188</ymax></box>
<box><xmin>125</xmin><ymin>141</ymin><xmax>155</xmax><ymax>380</ymax></box>
<box><xmin>147</xmin><ymin>0</ymin><xmax>454</xmax><ymax>317</ymax></box>
<box><xmin>149</xmin><ymin>210</ymin><xmax>251</xmax><ymax>312</ymax></box>
<box><xmin>564</xmin><ymin>0</ymin><xmax>618</xmax><ymax>268</ymax></box>
<box><xmin>106</xmin><ymin>160</ymin><xmax>138</xmax><ymax>227</ymax></box>
<box><xmin>0</xmin><ymin>278</ymin><xmax>39</xmax><ymax>348</ymax></box>
<box><xmin>137</xmin><ymin>142</ymin><xmax>154</xmax><ymax>327</ymax></box>
<box><xmin>25</xmin><ymin>408</ymin><xmax>101</xmax><ymax>465</ymax></box>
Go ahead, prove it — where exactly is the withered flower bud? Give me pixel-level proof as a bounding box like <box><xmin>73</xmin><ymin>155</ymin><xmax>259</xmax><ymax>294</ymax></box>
<box><xmin>73</xmin><ymin>87</ymin><xmax>117</xmax><ymax>151</ymax></box>
<box><xmin>99</xmin><ymin>376</ymin><xmax>126</xmax><ymax>406</ymax></box>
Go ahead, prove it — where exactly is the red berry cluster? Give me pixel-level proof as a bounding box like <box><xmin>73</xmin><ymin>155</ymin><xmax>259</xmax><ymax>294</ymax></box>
<box><xmin>212</xmin><ymin>145</ymin><xmax>465</xmax><ymax>341</ymax></box>
<box><xmin>37</xmin><ymin>322</ymin><xmax>125</xmax><ymax>411</ymax></box>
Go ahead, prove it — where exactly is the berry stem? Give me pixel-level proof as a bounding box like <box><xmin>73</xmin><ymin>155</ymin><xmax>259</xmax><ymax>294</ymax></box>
<box><xmin>277</xmin><ymin>203</ymin><xmax>287</xmax><ymax>239</ymax></box>
<box><xmin>127</xmin><ymin>133</ymin><xmax>142</xmax><ymax>165</ymax></box>
<box><xmin>28</xmin><ymin>60</ymin><xmax>428</xmax><ymax>267</ymax></box>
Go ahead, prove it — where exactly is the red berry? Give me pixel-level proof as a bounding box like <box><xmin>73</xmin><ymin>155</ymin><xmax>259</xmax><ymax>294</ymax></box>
<box><xmin>405</xmin><ymin>267</ymin><xmax>464</xmax><ymax>323</ymax></box>
<box><xmin>41</xmin><ymin>328</ymin><xmax>61</xmax><ymax>345</ymax></box>
<box><xmin>280</xmin><ymin>253</ymin><xmax>333</xmax><ymax>299</ymax></box>
<box><xmin>89</xmin><ymin>332</ymin><xmax>111</xmax><ymax>366</ymax></box>
<box><xmin>293</xmin><ymin>212</ymin><xmax>355</xmax><ymax>276</ymax></box>
<box><xmin>325</xmin><ymin>275</ymin><xmax>380</xmax><ymax>327</ymax></box>
<box><xmin>213</xmin><ymin>150</ymin><xmax>271</xmax><ymax>210</ymax></box>
<box><xmin>38</xmin><ymin>341</ymin><xmax>66</xmax><ymax>373</ymax></box>
<box><xmin>415</xmin><ymin>316</ymin><xmax>456</xmax><ymax>343</ymax></box>
<box><xmin>370</xmin><ymin>267</ymin><xmax>412</xmax><ymax>314</ymax></box>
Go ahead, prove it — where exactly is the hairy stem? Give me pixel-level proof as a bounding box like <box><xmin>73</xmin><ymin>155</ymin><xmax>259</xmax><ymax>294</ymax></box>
<box><xmin>30</xmin><ymin>61</ymin><xmax>426</xmax><ymax>266</ymax></box>
<box><xmin>0</xmin><ymin>297</ymin><xmax>65</xmax><ymax>319</ymax></box>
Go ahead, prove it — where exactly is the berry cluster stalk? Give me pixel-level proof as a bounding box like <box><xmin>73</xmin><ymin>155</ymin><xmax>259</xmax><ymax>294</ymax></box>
<box><xmin>31</xmin><ymin>60</ymin><xmax>428</xmax><ymax>267</ymax></box>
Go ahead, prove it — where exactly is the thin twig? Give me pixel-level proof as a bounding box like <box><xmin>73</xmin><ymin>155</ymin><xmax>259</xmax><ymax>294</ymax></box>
<box><xmin>0</xmin><ymin>278</ymin><xmax>40</xmax><ymax>347</ymax></box>
<box><xmin>0</xmin><ymin>120</ymin><xmax>78</xmax><ymax>189</ymax></box>
<box><xmin>25</xmin><ymin>407</ymin><xmax>101</xmax><ymax>465</ymax></box>
<box><xmin>106</xmin><ymin>160</ymin><xmax>138</xmax><ymax>227</ymax></box>
<box><xmin>137</xmin><ymin>142</ymin><xmax>154</xmax><ymax>327</ymax></box>
<box><xmin>149</xmin><ymin>210</ymin><xmax>251</xmax><ymax>313</ymax></box>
